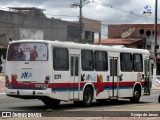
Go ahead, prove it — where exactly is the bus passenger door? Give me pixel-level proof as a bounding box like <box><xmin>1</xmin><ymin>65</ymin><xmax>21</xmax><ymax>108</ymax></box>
<box><xmin>110</xmin><ymin>57</ymin><xmax>119</xmax><ymax>98</ymax></box>
<box><xmin>144</xmin><ymin>59</ymin><xmax>151</xmax><ymax>95</ymax></box>
<box><xmin>70</xmin><ymin>55</ymin><xmax>80</xmax><ymax>100</ymax></box>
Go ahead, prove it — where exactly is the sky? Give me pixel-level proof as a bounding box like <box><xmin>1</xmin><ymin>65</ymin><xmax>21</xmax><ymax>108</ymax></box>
<box><xmin>0</xmin><ymin>0</ymin><xmax>159</xmax><ymax>37</ymax></box>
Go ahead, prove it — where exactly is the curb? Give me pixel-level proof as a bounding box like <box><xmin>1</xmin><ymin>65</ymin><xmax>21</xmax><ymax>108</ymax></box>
<box><xmin>0</xmin><ymin>92</ymin><xmax>5</xmax><ymax>95</ymax></box>
<box><xmin>151</xmin><ymin>85</ymin><xmax>160</xmax><ymax>90</ymax></box>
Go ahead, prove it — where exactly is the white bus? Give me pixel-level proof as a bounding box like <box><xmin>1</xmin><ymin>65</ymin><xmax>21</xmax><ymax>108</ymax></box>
<box><xmin>5</xmin><ymin>40</ymin><xmax>152</xmax><ymax>107</ymax></box>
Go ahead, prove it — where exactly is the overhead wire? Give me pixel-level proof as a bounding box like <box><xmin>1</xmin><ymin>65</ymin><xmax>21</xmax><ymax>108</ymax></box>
<box><xmin>91</xmin><ymin>0</ymin><xmax>155</xmax><ymax>19</ymax></box>
<box><xmin>0</xmin><ymin>1</ymin><xmax>158</xmax><ymax>38</ymax></box>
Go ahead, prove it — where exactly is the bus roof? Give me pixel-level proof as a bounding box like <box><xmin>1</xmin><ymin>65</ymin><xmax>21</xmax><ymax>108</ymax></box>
<box><xmin>9</xmin><ymin>39</ymin><xmax>150</xmax><ymax>55</ymax></box>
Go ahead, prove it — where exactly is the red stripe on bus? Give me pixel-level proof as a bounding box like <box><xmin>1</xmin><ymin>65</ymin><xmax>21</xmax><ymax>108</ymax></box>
<box><xmin>9</xmin><ymin>80</ymin><xmax>145</xmax><ymax>89</ymax></box>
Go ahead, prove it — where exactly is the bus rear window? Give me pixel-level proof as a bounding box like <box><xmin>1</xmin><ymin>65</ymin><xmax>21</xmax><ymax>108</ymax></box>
<box><xmin>7</xmin><ymin>42</ymin><xmax>48</xmax><ymax>61</ymax></box>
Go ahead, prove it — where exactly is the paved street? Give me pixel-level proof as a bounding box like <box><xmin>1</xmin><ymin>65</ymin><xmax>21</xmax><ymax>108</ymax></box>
<box><xmin>1</xmin><ymin>74</ymin><xmax>160</xmax><ymax>119</ymax></box>
<box><xmin>0</xmin><ymin>90</ymin><xmax>160</xmax><ymax>115</ymax></box>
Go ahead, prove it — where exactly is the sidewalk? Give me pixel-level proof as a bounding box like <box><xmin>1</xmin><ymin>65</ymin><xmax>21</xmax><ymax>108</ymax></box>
<box><xmin>152</xmin><ymin>86</ymin><xmax>160</xmax><ymax>90</ymax></box>
<box><xmin>0</xmin><ymin>74</ymin><xmax>5</xmax><ymax>94</ymax></box>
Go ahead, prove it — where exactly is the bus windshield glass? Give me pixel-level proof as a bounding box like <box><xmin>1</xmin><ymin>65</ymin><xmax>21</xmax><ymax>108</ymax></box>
<box><xmin>7</xmin><ymin>42</ymin><xmax>48</xmax><ymax>61</ymax></box>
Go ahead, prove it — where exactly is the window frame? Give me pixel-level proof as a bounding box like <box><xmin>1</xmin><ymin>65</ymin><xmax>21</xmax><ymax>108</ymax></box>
<box><xmin>133</xmin><ymin>54</ymin><xmax>143</xmax><ymax>72</ymax></box>
<box><xmin>94</xmin><ymin>51</ymin><xmax>108</xmax><ymax>71</ymax></box>
<box><xmin>81</xmin><ymin>50</ymin><xmax>94</xmax><ymax>71</ymax></box>
<box><xmin>53</xmin><ymin>47</ymin><xmax>69</xmax><ymax>71</ymax></box>
<box><xmin>120</xmin><ymin>53</ymin><xmax>133</xmax><ymax>72</ymax></box>
<box><xmin>7</xmin><ymin>42</ymin><xmax>48</xmax><ymax>61</ymax></box>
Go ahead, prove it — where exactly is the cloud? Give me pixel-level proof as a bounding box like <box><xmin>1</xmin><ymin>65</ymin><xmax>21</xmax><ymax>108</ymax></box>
<box><xmin>89</xmin><ymin>0</ymin><xmax>155</xmax><ymax>24</ymax></box>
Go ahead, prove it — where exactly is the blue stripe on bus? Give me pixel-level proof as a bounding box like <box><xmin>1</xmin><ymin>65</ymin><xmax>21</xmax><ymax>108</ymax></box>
<box><xmin>51</xmin><ymin>86</ymin><xmax>144</xmax><ymax>92</ymax></box>
<box><xmin>9</xmin><ymin>85</ymin><xmax>144</xmax><ymax>91</ymax></box>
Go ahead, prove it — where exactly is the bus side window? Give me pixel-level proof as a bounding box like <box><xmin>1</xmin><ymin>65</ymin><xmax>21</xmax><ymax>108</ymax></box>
<box><xmin>133</xmin><ymin>54</ymin><xmax>143</xmax><ymax>72</ymax></box>
<box><xmin>120</xmin><ymin>53</ymin><xmax>133</xmax><ymax>72</ymax></box>
<box><xmin>53</xmin><ymin>47</ymin><xmax>69</xmax><ymax>71</ymax></box>
<box><xmin>95</xmin><ymin>51</ymin><xmax>108</xmax><ymax>71</ymax></box>
<box><xmin>81</xmin><ymin>50</ymin><xmax>94</xmax><ymax>71</ymax></box>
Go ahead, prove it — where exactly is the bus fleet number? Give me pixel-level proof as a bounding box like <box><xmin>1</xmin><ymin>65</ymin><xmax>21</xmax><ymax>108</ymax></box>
<box><xmin>54</xmin><ymin>74</ymin><xmax>61</xmax><ymax>79</ymax></box>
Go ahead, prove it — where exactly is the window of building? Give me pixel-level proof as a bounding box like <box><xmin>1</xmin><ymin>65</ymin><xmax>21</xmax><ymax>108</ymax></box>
<box><xmin>137</xmin><ymin>45</ymin><xmax>143</xmax><ymax>49</ymax></box>
<box><xmin>156</xmin><ymin>45</ymin><xmax>159</xmax><ymax>49</ymax></box>
<box><xmin>95</xmin><ymin>51</ymin><xmax>108</xmax><ymax>71</ymax></box>
<box><xmin>85</xmin><ymin>31</ymin><xmax>94</xmax><ymax>40</ymax></box>
<box><xmin>81</xmin><ymin>50</ymin><xmax>94</xmax><ymax>71</ymax></box>
<box><xmin>120</xmin><ymin>53</ymin><xmax>133</xmax><ymax>71</ymax></box>
<box><xmin>133</xmin><ymin>54</ymin><xmax>143</xmax><ymax>72</ymax></box>
<box><xmin>53</xmin><ymin>48</ymin><xmax>69</xmax><ymax>71</ymax></box>
<box><xmin>147</xmin><ymin>45</ymin><xmax>151</xmax><ymax>50</ymax></box>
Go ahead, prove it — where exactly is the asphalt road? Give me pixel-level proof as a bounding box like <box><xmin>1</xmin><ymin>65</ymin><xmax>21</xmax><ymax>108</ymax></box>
<box><xmin>0</xmin><ymin>89</ymin><xmax>160</xmax><ymax>118</ymax></box>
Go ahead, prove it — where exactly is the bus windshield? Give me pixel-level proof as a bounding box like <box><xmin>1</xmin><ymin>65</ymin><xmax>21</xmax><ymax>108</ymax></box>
<box><xmin>7</xmin><ymin>42</ymin><xmax>48</xmax><ymax>61</ymax></box>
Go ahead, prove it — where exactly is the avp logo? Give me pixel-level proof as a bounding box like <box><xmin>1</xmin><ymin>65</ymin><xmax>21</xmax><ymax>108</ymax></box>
<box><xmin>21</xmin><ymin>71</ymin><xmax>32</xmax><ymax>79</ymax></box>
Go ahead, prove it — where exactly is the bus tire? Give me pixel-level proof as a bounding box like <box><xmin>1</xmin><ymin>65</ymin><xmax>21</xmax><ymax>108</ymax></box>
<box><xmin>158</xmin><ymin>95</ymin><xmax>160</xmax><ymax>103</ymax></box>
<box><xmin>130</xmin><ymin>87</ymin><xmax>141</xmax><ymax>103</ymax></box>
<box><xmin>83</xmin><ymin>87</ymin><xmax>93</xmax><ymax>107</ymax></box>
<box><xmin>41</xmin><ymin>98</ymin><xmax>60</xmax><ymax>108</ymax></box>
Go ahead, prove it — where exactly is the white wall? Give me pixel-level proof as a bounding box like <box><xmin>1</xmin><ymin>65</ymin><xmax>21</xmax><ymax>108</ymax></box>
<box><xmin>19</xmin><ymin>28</ymin><xmax>43</xmax><ymax>40</ymax></box>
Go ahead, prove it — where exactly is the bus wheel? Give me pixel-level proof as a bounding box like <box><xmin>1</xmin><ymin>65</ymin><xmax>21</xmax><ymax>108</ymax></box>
<box><xmin>41</xmin><ymin>98</ymin><xmax>60</xmax><ymax>108</ymax></box>
<box><xmin>83</xmin><ymin>87</ymin><xmax>93</xmax><ymax>107</ymax></box>
<box><xmin>158</xmin><ymin>95</ymin><xmax>160</xmax><ymax>103</ymax></box>
<box><xmin>130</xmin><ymin>87</ymin><xmax>141</xmax><ymax>103</ymax></box>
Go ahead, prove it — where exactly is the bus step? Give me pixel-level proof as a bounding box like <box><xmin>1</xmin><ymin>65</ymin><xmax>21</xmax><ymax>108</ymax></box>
<box><xmin>143</xmin><ymin>93</ymin><xmax>150</xmax><ymax>96</ymax></box>
<box><xmin>110</xmin><ymin>96</ymin><xmax>118</xmax><ymax>99</ymax></box>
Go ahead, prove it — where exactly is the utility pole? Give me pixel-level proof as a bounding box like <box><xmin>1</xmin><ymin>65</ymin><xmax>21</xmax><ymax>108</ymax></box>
<box><xmin>79</xmin><ymin>0</ymin><xmax>83</xmax><ymax>43</ymax></box>
<box><xmin>152</xmin><ymin>0</ymin><xmax>158</xmax><ymax>87</ymax></box>
<box><xmin>71</xmin><ymin>0</ymin><xmax>90</xmax><ymax>43</ymax></box>
<box><xmin>154</xmin><ymin>0</ymin><xmax>158</xmax><ymax>68</ymax></box>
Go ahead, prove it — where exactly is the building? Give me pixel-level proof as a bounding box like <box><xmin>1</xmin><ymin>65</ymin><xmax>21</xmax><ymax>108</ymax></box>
<box><xmin>0</xmin><ymin>7</ymin><xmax>81</xmax><ymax>47</ymax></box>
<box><xmin>82</xmin><ymin>18</ymin><xmax>101</xmax><ymax>43</ymax></box>
<box><xmin>107</xmin><ymin>24</ymin><xmax>160</xmax><ymax>58</ymax></box>
<box><xmin>95</xmin><ymin>38</ymin><xmax>144</xmax><ymax>48</ymax></box>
